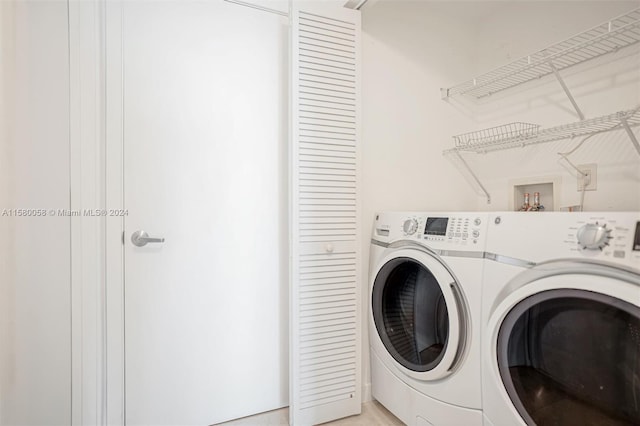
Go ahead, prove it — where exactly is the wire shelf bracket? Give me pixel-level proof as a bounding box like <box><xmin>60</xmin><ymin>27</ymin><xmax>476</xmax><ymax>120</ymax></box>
<box><xmin>446</xmin><ymin>150</ymin><xmax>492</xmax><ymax>204</ymax></box>
<box><xmin>621</xmin><ymin>116</ymin><xmax>640</xmax><ymax>155</ymax></box>
<box><xmin>547</xmin><ymin>59</ymin><xmax>585</xmax><ymax>121</ymax></box>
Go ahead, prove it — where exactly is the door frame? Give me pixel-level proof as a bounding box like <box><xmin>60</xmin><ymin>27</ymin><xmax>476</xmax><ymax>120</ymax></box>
<box><xmin>103</xmin><ymin>1</ymin><xmax>126</xmax><ymax>423</ymax></box>
<box><xmin>68</xmin><ymin>0</ymin><xmax>126</xmax><ymax>423</ymax></box>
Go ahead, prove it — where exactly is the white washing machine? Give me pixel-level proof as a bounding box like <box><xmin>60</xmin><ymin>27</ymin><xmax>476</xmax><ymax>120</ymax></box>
<box><xmin>482</xmin><ymin>212</ymin><xmax>640</xmax><ymax>426</ymax></box>
<box><xmin>369</xmin><ymin>212</ymin><xmax>488</xmax><ymax>426</ymax></box>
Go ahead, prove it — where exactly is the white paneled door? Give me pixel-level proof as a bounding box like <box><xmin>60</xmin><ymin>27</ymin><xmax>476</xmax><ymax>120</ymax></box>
<box><xmin>122</xmin><ymin>2</ymin><xmax>288</xmax><ymax>424</ymax></box>
<box><xmin>290</xmin><ymin>3</ymin><xmax>362</xmax><ymax>425</ymax></box>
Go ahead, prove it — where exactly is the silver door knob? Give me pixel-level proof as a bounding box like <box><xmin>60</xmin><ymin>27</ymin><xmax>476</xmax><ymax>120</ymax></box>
<box><xmin>131</xmin><ymin>230</ymin><xmax>165</xmax><ymax>247</ymax></box>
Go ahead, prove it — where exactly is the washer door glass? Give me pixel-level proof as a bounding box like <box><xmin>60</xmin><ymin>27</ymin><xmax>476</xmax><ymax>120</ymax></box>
<box><xmin>372</xmin><ymin>256</ymin><xmax>453</xmax><ymax>372</ymax></box>
<box><xmin>498</xmin><ymin>289</ymin><xmax>640</xmax><ymax>426</ymax></box>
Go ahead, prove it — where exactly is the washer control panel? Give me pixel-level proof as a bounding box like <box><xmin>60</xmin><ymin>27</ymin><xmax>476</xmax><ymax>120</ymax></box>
<box><xmin>395</xmin><ymin>214</ymin><xmax>486</xmax><ymax>246</ymax></box>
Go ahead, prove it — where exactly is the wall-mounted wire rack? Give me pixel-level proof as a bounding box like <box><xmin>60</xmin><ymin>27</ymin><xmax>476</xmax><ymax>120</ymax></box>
<box><xmin>442</xmin><ymin>7</ymin><xmax>640</xmax><ymax>204</ymax></box>
<box><xmin>449</xmin><ymin>108</ymin><xmax>640</xmax><ymax>154</ymax></box>
<box><xmin>453</xmin><ymin>122</ymin><xmax>540</xmax><ymax>149</ymax></box>
<box><xmin>444</xmin><ymin>107</ymin><xmax>640</xmax><ymax>203</ymax></box>
<box><xmin>442</xmin><ymin>7</ymin><xmax>640</xmax><ymax>106</ymax></box>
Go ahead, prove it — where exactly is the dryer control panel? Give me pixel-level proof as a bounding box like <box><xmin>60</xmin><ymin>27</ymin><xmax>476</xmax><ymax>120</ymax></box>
<box><xmin>486</xmin><ymin>212</ymin><xmax>640</xmax><ymax>268</ymax></box>
<box><xmin>569</xmin><ymin>216</ymin><xmax>640</xmax><ymax>262</ymax></box>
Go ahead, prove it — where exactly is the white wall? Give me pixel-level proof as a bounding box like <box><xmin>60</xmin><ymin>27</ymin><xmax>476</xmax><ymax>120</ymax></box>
<box><xmin>0</xmin><ymin>1</ymin><xmax>71</xmax><ymax>424</ymax></box>
<box><xmin>360</xmin><ymin>0</ymin><xmax>640</xmax><ymax>401</ymax></box>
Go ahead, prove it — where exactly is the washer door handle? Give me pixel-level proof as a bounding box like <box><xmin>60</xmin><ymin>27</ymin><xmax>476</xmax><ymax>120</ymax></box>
<box><xmin>447</xmin><ymin>281</ymin><xmax>468</xmax><ymax>372</ymax></box>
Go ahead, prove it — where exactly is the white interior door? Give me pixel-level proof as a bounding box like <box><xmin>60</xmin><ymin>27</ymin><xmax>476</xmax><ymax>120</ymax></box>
<box><xmin>123</xmin><ymin>2</ymin><xmax>288</xmax><ymax>424</ymax></box>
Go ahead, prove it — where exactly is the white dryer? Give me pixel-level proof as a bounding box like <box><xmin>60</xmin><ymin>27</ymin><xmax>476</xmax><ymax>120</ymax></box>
<box><xmin>482</xmin><ymin>212</ymin><xmax>640</xmax><ymax>426</ymax></box>
<box><xmin>369</xmin><ymin>212</ymin><xmax>488</xmax><ymax>426</ymax></box>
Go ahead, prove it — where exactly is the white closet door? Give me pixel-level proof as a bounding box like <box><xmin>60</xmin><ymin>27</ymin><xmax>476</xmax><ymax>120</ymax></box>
<box><xmin>121</xmin><ymin>2</ymin><xmax>288</xmax><ymax>424</ymax></box>
<box><xmin>290</xmin><ymin>3</ymin><xmax>361</xmax><ymax>425</ymax></box>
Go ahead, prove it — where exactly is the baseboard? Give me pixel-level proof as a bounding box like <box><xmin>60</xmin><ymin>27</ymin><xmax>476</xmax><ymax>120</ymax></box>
<box><xmin>362</xmin><ymin>382</ymin><xmax>372</xmax><ymax>403</ymax></box>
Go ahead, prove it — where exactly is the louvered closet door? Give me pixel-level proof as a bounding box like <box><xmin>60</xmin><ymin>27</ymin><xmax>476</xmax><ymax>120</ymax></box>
<box><xmin>290</xmin><ymin>3</ymin><xmax>361</xmax><ymax>425</ymax></box>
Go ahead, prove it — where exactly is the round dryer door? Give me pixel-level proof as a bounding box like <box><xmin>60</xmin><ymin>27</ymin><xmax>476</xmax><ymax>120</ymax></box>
<box><xmin>492</xmin><ymin>274</ymin><xmax>640</xmax><ymax>426</ymax></box>
<box><xmin>371</xmin><ymin>248</ymin><xmax>468</xmax><ymax>381</ymax></box>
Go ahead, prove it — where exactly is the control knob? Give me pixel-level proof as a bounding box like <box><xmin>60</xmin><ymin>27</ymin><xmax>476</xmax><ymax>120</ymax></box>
<box><xmin>403</xmin><ymin>218</ymin><xmax>419</xmax><ymax>235</ymax></box>
<box><xmin>577</xmin><ymin>222</ymin><xmax>612</xmax><ymax>250</ymax></box>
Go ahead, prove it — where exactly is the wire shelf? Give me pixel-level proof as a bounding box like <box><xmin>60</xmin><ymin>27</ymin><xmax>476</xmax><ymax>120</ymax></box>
<box><xmin>446</xmin><ymin>107</ymin><xmax>640</xmax><ymax>154</ymax></box>
<box><xmin>453</xmin><ymin>122</ymin><xmax>540</xmax><ymax>148</ymax></box>
<box><xmin>442</xmin><ymin>8</ymin><xmax>640</xmax><ymax>99</ymax></box>
<box><xmin>443</xmin><ymin>107</ymin><xmax>640</xmax><ymax>204</ymax></box>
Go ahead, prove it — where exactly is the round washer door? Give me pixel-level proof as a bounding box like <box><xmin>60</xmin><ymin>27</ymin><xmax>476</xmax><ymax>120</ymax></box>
<box><xmin>488</xmin><ymin>272</ymin><xmax>640</xmax><ymax>426</ymax></box>
<box><xmin>371</xmin><ymin>247</ymin><xmax>468</xmax><ymax>381</ymax></box>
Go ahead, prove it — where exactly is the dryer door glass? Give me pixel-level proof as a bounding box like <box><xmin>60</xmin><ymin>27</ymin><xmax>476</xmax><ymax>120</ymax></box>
<box><xmin>372</xmin><ymin>257</ymin><xmax>450</xmax><ymax>372</ymax></box>
<box><xmin>497</xmin><ymin>289</ymin><xmax>640</xmax><ymax>426</ymax></box>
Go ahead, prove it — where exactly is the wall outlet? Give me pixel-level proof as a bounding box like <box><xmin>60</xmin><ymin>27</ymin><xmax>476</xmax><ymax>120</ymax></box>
<box><xmin>577</xmin><ymin>163</ymin><xmax>597</xmax><ymax>191</ymax></box>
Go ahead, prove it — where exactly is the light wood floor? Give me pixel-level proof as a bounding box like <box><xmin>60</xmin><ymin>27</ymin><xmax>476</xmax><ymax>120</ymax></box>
<box><xmin>218</xmin><ymin>401</ymin><xmax>404</xmax><ymax>426</ymax></box>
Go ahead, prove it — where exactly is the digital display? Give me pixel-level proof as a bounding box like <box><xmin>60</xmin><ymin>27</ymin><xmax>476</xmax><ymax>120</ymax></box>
<box><xmin>634</xmin><ymin>221</ymin><xmax>640</xmax><ymax>251</ymax></box>
<box><xmin>424</xmin><ymin>217</ymin><xmax>448</xmax><ymax>236</ymax></box>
